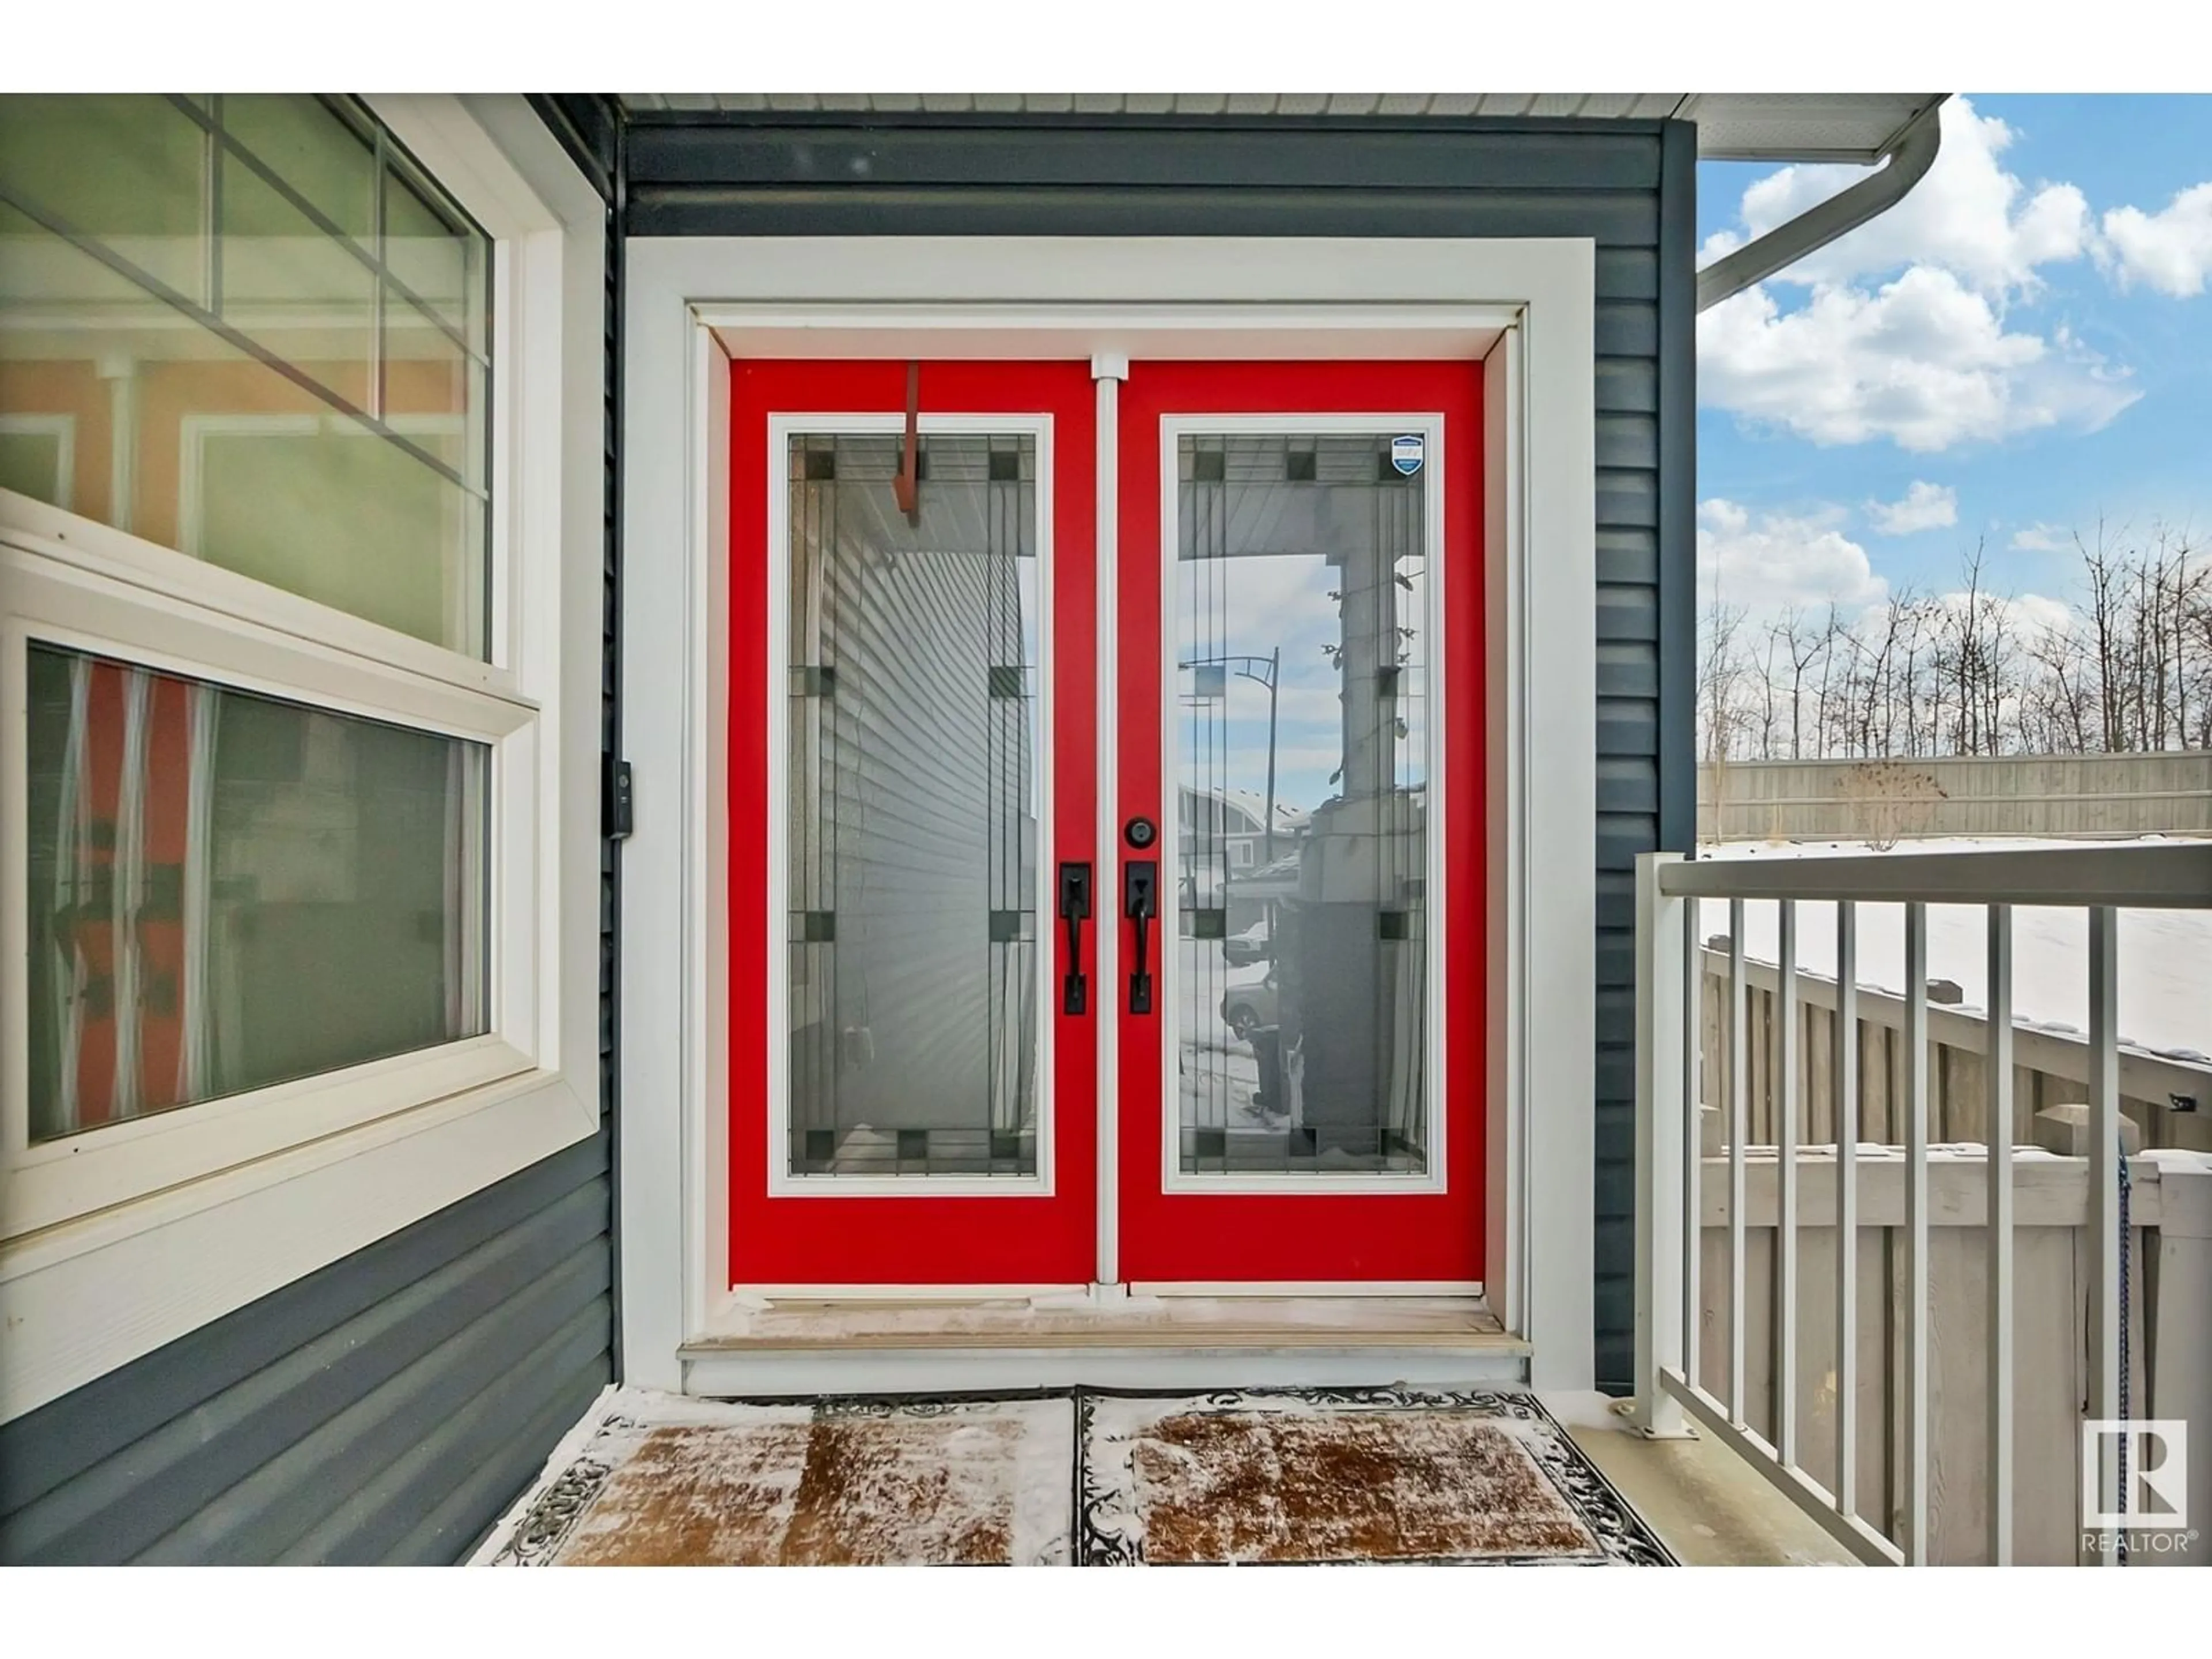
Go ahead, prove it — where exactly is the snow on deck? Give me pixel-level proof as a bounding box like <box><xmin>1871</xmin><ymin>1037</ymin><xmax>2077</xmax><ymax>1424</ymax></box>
<box><xmin>1695</xmin><ymin>836</ymin><xmax>2210</xmax><ymax>1066</ymax></box>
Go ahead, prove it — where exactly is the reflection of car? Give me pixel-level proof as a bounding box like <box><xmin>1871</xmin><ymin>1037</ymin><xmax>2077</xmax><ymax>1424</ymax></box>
<box><xmin>1180</xmin><ymin>869</ymin><xmax>1226</xmax><ymax>911</ymax></box>
<box><xmin>1223</xmin><ymin>917</ymin><xmax>1272</xmax><ymax>965</ymax></box>
<box><xmin>1220</xmin><ymin>963</ymin><xmax>1277</xmax><ymax>1040</ymax></box>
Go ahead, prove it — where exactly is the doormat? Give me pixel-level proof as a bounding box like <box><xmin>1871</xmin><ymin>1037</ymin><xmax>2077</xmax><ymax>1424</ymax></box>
<box><xmin>475</xmin><ymin>1385</ymin><xmax>1669</xmax><ymax>1567</ymax></box>
<box><xmin>1077</xmin><ymin>1387</ymin><xmax>1672</xmax><ymax>1566</ymax></box>
<box><xmin>475</xmin><ymin>1391</ymin><xmax>1075</xmax><ymax>1566</ymax></box>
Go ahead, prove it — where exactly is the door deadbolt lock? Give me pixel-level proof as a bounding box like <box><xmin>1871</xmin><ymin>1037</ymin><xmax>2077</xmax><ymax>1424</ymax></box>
<box><xmin>1123</xmin><ymin>816</ymin><xmax>1158</xmax><ymax>850</ymax></box>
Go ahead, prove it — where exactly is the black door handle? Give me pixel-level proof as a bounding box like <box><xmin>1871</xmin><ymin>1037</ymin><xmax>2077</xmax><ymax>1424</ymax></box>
<box><xmin>1057</xmin><ymin>862</ymin><xmax>1092</xmax><ymax>1016</ymax></box>
<box><xmin>1123</xmin><ymin>860</ymin><xmax>1158</xmax><ymax>1014</ymax></box>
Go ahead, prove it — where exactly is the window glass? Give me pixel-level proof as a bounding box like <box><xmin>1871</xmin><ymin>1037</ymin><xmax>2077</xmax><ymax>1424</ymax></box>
<box><xmin>0</xmin><ymin>96</ymin><xmax>491</xmax><ymax>656</ymax></box>
<box><xmin>385</xmin><ymin>158</ymin><xmax>482</xmax><ymax>350</ymax></box>
<box><xmin>1173</xmin><ymin>433</ymin><xmax>1431</xmax><ymax>1177</ymax></box>
<box><xmin>23</xmin><ymin>643</ymin><xmax>491</xmax><ymax>1144</ymax></box>
<box><xmin>218</xmin><ymin>96</ymin><xmax>376</xmax><ymax>244</ymax></box>
<box><xmin>784</xmin><ymin>432</ymin><xmax>1043</xmax><ymax>1178</ymax></box>
<box><xmin>0</xmin><ymin>95</ymin><xmax>206</xmax><ymax>298</ymax></box>
<box><xmin>218</xmin><ymin>147</ymin><xmax>377</xmax><ymax>391</ymax></box>
<box><xmin>0</xmin><ymin>420</ymin><xmax>72</xmax><ymax>506</ymax></box>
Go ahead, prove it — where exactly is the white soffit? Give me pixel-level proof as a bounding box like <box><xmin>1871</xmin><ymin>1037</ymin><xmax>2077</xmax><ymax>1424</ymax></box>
<box><xmin>616</xmin><ymin>93</ymin><xmax>1945</xmax><ymax>164</ymax></box>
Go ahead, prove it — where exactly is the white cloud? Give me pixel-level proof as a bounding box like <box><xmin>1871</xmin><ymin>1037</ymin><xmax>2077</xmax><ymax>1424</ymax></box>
<box><xmin>2100</xmin><ymin>183</ymin><xmax>2212</xmax><ymax>297</ymax></box>
<box><xmin>1867</xmin><ymin>480</ymin><xmax>1958</xmax><ymax>536</ymax></box>
<box><xmin>1697</xmin><ymin>498</ymin><xmax>1886</xmax><ymax>622</ymax></box>
<box><xmin>2009</xmin><ymin>522</ymin><xmax>2075</xmax><ymax>554</ymax></box>
<box><xmin>1699</xmin><ymin>266</ymin><xmax>2139</xmax><ymax>453</ymax></box>
<box><xmin>1692</xmin><ymin>96</ymin><xmax>2206</xmax><ymax>456</ymax></box>
<box><xmin>2007</xmin><ymin>592</ymin><xmax>2075</xmax><ymax>641</ymax></box>
<box><xmin>1929</xmin><ymin>586</ymin><xmax>2075</xmax><ymax>646</ymax></box>
<box><xmin>1699</xmin><ymin>99</ymin><xmax>2092</xmax><ymax>300</ymax></box>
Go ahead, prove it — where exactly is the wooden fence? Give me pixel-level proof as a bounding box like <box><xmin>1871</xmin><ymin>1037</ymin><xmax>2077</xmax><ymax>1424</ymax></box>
<box><xmin>1699</xmin><ymin>948</ymin><xmax>2212</xmax><ymax>1155</ymax></box>
<box><xmin>1700</xmin><ymin>752</ymin><xmax>2212</xmax><ymax>845</ymax></box>
<box><xmin>1698</xmin><ymin>1149</ymin><xmax>2211</xmax><ymax>1566</ymax></box>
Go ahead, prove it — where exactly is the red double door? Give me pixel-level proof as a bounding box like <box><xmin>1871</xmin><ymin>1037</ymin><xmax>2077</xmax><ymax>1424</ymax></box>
<box><xmin>728</xmin><ymin>358</ymin><xmax>1483</xmax><ymax>1292</ymax></box>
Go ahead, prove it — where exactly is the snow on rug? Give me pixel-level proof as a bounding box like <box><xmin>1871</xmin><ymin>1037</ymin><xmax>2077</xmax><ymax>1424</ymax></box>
<box><xmin>474</xmin><ymin>1385</ymin><xmax>1669</xmax><ymax>1567</ymax></box>
<box><xmin>1076</xmin><ymin>1388</ymin><xmax>1673</xmax><ymax>1566</ymax></box>
<box><xmin>476</xmin><ymin>1389</ymin><xmax>1074</xmax><ymax>1566</ymax></box>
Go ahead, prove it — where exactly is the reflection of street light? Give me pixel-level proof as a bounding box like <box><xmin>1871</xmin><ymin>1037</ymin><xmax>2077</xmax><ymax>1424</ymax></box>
<box><xmin>1179</xmin><ymin>647</ymin><xmax>1283</xmax><ymax>862</ymax></box>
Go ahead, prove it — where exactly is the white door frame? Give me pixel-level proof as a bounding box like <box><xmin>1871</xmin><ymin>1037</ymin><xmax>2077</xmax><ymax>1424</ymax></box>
<box><xmin>620</xmin><ymin>236</ymin><xmax>1597</xmax><ymax>1392</ymax></box>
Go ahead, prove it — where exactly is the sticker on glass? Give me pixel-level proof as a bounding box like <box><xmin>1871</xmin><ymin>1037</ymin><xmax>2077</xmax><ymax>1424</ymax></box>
<box><xmin>1390</xmin><ymin>434</ymin><xmax>1425</xmax><ymax>476</ymax></box>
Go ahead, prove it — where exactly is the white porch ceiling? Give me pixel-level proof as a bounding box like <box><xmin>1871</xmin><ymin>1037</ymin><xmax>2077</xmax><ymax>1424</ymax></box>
<box><xmin>615</xmin><ymin>93</ymin><xmax>1944</xmax><ymax>163</ymax></box>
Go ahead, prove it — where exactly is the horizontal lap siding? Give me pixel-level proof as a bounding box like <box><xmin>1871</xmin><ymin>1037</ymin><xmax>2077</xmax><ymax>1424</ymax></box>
<box><xmin>0</xmin><ymin>96</ymin><xmax>626</xmax><ymax>1565</ymax></box>
<box><xmin>0</xmin><ymin>1130</ymin><xmax>613</xmax><ymax>1564</ymax></box>
<box><xmin>625</xmin><ymin>114</ymin><xmax>1690</xmax><ymax>1391</ymax></box>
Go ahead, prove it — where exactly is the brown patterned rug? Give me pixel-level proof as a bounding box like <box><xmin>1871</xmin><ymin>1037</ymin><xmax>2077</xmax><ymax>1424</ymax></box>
<box><xmin>1077</xmin><ymin>1388</ymin><xmax>1671</xmax><ymax>1565</ymax></box>
<box><xmin>479</xmin><ymin>1396</ymin><xmax>1074</xmax><ymax>1566</ymax></box>
<box><xmin>475</xmin><ymin>1386</ymin><xmax>1669</xmax><ymax>1567</ymax></box>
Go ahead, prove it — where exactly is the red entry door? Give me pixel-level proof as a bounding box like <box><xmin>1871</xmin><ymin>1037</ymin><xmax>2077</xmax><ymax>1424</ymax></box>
<box><xmin>727</xmin><ymin>356</ymin><xmax>1483</xmax><ymax>1294</ymax></box>
<box><xmin>727</xmin><ymin>361</ymin><xmax>1098</xmax><ymax>1287</ymax></box>
<box><xmin>1112</xmin><ymin>362</ymin><xmax>1486</xmax><ymax>1286</ymax></box>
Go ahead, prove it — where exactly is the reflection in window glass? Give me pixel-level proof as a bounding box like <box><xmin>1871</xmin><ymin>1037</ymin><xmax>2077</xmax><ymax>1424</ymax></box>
<box><xmin>1175</xmin><ymin>433</ymin><xmax>1431</xmax><ymax>1177</ymax></box>
<box><xmin>0</xmin><ymin>95</ymin><xmax>491</xmax><ymax>655</ymax></box>
<box><xmin>785</xmin><ymin>433</ymin><xmax>1043</xmax><ymax>1177</ymax></box>
<box><xmin>23</xmin><ymin>644</ymin><xmax>490</xmax><ymax>1143</ymax></box>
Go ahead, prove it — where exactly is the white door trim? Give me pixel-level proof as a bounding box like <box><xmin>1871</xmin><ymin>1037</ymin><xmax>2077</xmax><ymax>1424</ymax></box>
<box><xmin>620</xmin><ymin>236</ymin><xmax>1596</xmax><ymax>1391</ymax></box>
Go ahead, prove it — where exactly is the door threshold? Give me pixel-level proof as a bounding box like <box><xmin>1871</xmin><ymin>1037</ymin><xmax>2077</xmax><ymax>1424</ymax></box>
<box><xmin>682</xmin><ymin>1293</ymin><xmax>1514</xmax><ymax>1353</ymax></box>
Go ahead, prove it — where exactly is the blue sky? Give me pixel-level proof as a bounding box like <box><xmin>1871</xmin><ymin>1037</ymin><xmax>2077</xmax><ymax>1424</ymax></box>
<box><xmin>1695</xmin><ymin>94</ymin><xmax>2212</xmax><ymax>626</ymax></box>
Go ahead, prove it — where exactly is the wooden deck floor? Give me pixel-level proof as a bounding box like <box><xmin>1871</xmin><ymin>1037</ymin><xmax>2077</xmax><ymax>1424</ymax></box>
<box><xmin>681</xmin><ymin>1293</ymin><xmax>1514</xmax><ymax>1351</ymax></box>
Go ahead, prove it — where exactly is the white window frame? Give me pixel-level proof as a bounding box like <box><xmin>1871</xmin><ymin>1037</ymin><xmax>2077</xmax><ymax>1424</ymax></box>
<box><xmin>0</xmin><ymin>96</ymin><xmax>604</xmax><ymax>1423</ymax></box>
<box><xmin>620</xmin><ymin>237</ymin><xmax>1597</xmax><ymax>1395</ymax></box>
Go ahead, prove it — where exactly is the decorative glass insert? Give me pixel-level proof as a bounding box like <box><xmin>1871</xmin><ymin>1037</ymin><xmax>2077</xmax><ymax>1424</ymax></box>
<box><xmin>1173</xmin><ymin>432</ymin><xmax>1431</xmax><ymax>1176</ymax></box>
<box><xmin>0</xmin><ymin>95</ymin><xmax>492</xmax><ymax>656</ymax></box>
<box><xmin>785</xmin><ymin>432</ymin><xmax>1043</xmax><ymax>1177</ymax></box>
<box><xmin>23</xmin><ymin>643</ymin><xmax>490</xmax><ymax>1144</ymax></box>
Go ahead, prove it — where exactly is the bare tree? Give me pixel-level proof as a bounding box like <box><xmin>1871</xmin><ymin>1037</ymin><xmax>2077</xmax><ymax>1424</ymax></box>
<box><xmin>1693</xmin><ymin>524</ymin><xmax>2210</xmax><ymax>763</ymax></box>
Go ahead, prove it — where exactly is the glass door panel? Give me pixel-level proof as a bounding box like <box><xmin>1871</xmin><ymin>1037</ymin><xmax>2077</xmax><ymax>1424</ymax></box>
<box><xmin>1172</xmin><ymin>432</ymin><xmax>1432</xmax><ymax>1178</ymax></box>
<box><xmin>784</xmin><ymin>431</ymin><xmax>1043</xmax><ymax>1179</ymax></box>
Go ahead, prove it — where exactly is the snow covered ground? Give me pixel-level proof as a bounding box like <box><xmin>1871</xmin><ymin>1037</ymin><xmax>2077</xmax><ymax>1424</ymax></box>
<box><xmin>1696</xmin><ymin>836</ymin><xmax>2209</xmax><ymax>1065</ymax></box>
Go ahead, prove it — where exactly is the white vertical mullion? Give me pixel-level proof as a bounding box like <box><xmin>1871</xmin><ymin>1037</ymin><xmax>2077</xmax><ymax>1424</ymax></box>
<box><xmin>1834</xmin><ymin>900</ymin><xmax>1858</xmax><ymax>1520</ymax></box>
<box><xmin>1727</xmin><ymin>896</ymin><xmax>1747</xmax><ymax>1422</ymax></box>
<box><xmin>1986</xmin><ymin>903</ymin><xmax>2014</xmax><ymax>1566</ymax></box>
<box><xmin>1774</xmin><ymin>897</ymin><xmax>1798</xmax><ymax>1468</ymax></box>
<box><xmin>2087</xmin><ymin>902</ymin><xmax>2122</xmax><ymax>1563</ymax></box>
<box><xmin>1902</xmin><ymin>900</ymin><xmax>1930</xmax><ymax>1564</ymax></box>
<box><xmin>1091</xmin><ymin>357</ymin><xmax>1125</xmax><ymax>1291</ymax></box>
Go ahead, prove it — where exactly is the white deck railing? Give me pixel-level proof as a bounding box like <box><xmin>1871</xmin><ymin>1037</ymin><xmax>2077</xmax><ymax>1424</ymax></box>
<box><xmin>1632</xmin><ymin>843</ymin><xmax>2212</xmax><ymax>1565</ymax></box>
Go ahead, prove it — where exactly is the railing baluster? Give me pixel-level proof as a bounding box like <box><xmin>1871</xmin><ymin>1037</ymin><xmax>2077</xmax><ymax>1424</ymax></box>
<box><xmin>1903</xmin><ymin>901</ymin><xmax>1930</xmax><ymax>1564</ymax></box>
<box><xmin>1986</xmin><ymin>904</ymin><xmax>2014</xmax><ymax>1566</ymax></box>
<box><xmin>1683</xmin><ymin>891</ymin><xmax>1702</xmax><ymax>1392</ymax></box>
<box><xmin>1775</xmin><ymin>899</ymin><xmax>1799</xmax><ymax>1467</ymax></box>
<box><xmin>1835</xmin><ymin>900</ymin><xmax>1858</xmax><ymax>1521</ymax></box>
<box><xmin>1632</xmin><ymin>853</ymin><xmax>1689</xmax><ymax>1438</ymax></box>
<box><xmin>2087</xmin><ymin>904</ymin><xmax>2122</xmax><ymax>1566</ymax></box>
<box><xmin>1728</xmin><ymin>897</ymin><xmax>1748</xmax><ymax>1423</ymax></box>
<box><xmin>1637</xmin><ymin>847</ymin><xmax>2202</xmax><ymax>1569</ymax></box>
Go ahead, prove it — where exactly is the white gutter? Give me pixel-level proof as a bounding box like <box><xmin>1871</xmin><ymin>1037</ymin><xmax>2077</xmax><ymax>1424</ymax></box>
<box><xmin>1694</xmin><ymin>99</ymin><xmax>1946</xmax><ymax>312</ymax></box>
